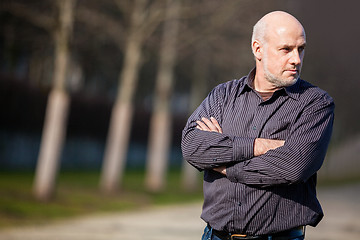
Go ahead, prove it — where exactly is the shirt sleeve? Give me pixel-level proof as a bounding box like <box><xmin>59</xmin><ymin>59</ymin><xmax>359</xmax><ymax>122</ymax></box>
<box><xmin>226</xmin><ymin>93</ymin><xmax>335</xmax><ymax>187</ymax></box>
<box><xmin>181</xmin><ymin>83</ymin><xmax>255</xmax><ymax>171</ymax></box>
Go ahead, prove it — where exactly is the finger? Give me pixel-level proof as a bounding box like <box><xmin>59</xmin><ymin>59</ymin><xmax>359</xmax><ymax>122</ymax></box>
<box><xmin>278</xmin><ymin>140</ymin><xmax>285</xmax><ymax>147</ymax></box>
<box><xmin>196</xmin><ymin>121</ymin><xmax>204</xmax><ymax>130</ymax></box>
<box><xmin>210</xmin><ymin>117</ymin><xmax>223</xmax><ymax>133</ymax></box>
<box><xmin>272</xmin><ymin>139</ymin><xmax>285</xmax><ymax>148</ymax></box>
<box><xmin>202</xmin><ymin>117</ymin><xmax>218</xmax><ymax>132</ymax></box>
<box><xmin>196</xmin><ymin>120</ymin><xmax>211</xmax><ymax>131</ymax></box>
<box><xmin>213</xmin><ymin>167</ymin><xmax>221</xmax><ymax>173</ymax></box>
<box><xmin>213</xmin><ymin>166</ymin><xmax>226</xmax><ymax>175</ymax></box>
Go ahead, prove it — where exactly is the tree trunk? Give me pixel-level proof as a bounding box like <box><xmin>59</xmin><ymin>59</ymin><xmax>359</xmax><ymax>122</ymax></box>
<box><xmin>33</xmin><ymin>89</ymin><xmax>69</xmax><ymax>201</ymax></box>
<box><xmin>100</xmin><ymin>0</ymin><xmax>145</xmax><ymax>193</ymax></box>
<box><xmin>33</xmin><ymin>0</ymin><xmax>75</xmax><ymax>201</ymax></box>
<box><xmin>181</xmin><ymin>43</ymin><xmax>209</xmax><ymax>191</ymax></box>
<box><xmin>145</xmin><ymin>0</ymin><xmax>181</xmax><ymax>192</ymax></box>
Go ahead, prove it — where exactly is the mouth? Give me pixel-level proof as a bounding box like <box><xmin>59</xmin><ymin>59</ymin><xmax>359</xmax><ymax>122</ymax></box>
<box><xmin>286</xmin><ymin>69</ymin><xmax>298</xmax><ymax>75</ymax></box>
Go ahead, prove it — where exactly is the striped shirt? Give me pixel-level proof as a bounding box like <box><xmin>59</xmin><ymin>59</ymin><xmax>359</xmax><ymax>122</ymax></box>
<box><xmin>181</xmin><ymin>68</ymin><xmax>334</xmax><ymax>236</ymax></box>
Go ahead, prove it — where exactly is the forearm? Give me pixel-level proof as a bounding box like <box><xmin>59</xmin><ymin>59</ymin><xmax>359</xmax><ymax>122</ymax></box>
<box><xmin>254</xmin><ymin>138</ymin><xmax>285</xmax><ymax>156</ymax></box>
<box><xmin>226</xmin><ymin>103</ymin><xmax>334</xmax><ymax>187</ymax></box>
<box><xmin>182</xmin><ymin>119</ymin><xmax>285</xmax><ymax>171</ymax></box>
<box><xmin>226</xmin><ymin>141</ymin><xmax>326</xmax><ymax>187</ymax></box>
<box><xmin>213</xmin><ymin>137</ymin><xmax>285</xmax><ymax>175</ymax></box>
<box><xmin>181</xmin><ymin>123</ymin><xmax>255</xmax><ymax>170</ymax></box>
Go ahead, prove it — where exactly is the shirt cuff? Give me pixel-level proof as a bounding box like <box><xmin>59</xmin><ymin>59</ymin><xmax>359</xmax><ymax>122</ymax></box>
<box><xmin>232</xmin><ymin>136</ymin><xmax>255</xmax><ymax>161</ymax></box>
<box><xmin>226</xmin><ymin>161</ymin><xmax>245</xmax><ymax>183</ymax></box>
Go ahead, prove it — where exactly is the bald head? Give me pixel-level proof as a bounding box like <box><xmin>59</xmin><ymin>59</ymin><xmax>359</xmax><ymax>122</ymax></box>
<box><xmin>252</xmin><ymin>11</ymin><xmax>305</xmax><ymax>48</ymax></box>
<box><xmin>251</xmin><ymin>11</ymin><xmax>307</xmax><ymax>91</ymax></box>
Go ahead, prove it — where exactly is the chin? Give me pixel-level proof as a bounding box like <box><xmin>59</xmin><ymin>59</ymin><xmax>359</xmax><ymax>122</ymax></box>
<box><xmin>282</xmin><ymin>78</ymin><xmax>298</xmax><ymax>87</ymax></box>
<box><xmin>267</xmin><ymin>75</ymin><xmax>297</xmax><ymax>88</ymax></box>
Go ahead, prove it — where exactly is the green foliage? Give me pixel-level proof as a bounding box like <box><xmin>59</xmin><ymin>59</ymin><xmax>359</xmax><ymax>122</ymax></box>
<box><xmin>0</xmin><ymin>170</ymin><xmax>203</xmax><ymax>228</ymax></box>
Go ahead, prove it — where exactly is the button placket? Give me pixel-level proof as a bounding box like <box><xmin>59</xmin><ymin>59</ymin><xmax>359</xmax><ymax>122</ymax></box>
<box><xmin>250</xmin><ymin>104</ymin><xmax>266</xmax><ymax>137</ymax></box>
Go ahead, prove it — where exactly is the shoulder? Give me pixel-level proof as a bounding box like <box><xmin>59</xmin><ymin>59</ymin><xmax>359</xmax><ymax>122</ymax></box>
<box><xmin>297</xmin><ymin>79</ymin><xmax>334</xmax><ymax>110</ymax></box>
<box><xmin>211</xmin><ymin>76</ymin><xmax>247</xmax><ymax>98</ymax></box>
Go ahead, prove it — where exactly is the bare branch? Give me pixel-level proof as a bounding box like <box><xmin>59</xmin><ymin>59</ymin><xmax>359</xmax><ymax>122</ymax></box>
<box><xmin>1</xmin><ymin>1</ymin><xmax>56</xmax><ymax>31</ymax></box>
<box><xmin>76</xmin><ymin>5</ymin><xmax>125</xmax><ymax>47</ymax></box>
<box><xmin>136</xmin><ymin>7</ymin><xmax>165</xmax><ymax>42</ymax></box>
<box><xmin>177</xmin><ymin>0</ymin><xmax>252</xmax><ymax>55</ymax></box>
<box><xmin>113</xmin><ymin>0</ymin><xmax>132</xmax><ymax>24</ymax></box>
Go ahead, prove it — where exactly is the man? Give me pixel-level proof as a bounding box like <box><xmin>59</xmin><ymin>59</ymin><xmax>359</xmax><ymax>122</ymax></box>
<box><xmin>181</xmin><ymin>11</ymin><xmax>334</xmax><ymax>240</ymax></box>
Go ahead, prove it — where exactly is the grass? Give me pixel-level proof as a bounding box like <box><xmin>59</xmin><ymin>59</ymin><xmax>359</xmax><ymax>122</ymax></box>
<box><xmin>0</xmin><ymin>169</ymin><xmax>203</xmax><ymax>229</ymax></box>
<box><xmin>1</xmin><ymin>169</ymin><xmax>358</xmax><ymax>230</ymax></box>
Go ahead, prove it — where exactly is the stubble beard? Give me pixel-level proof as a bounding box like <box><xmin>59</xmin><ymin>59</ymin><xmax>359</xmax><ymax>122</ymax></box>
<box><xmin>263</xmin><ymin>53</ymin><xmax>300</xmax><ymax>88</ymax></box>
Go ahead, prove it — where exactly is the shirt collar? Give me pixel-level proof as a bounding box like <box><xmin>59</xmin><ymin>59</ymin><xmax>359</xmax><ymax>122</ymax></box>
<box><xmin>238</xmin><ymin>68</ymin><xmax>256</xmax><ymax>95</ymax></box>
<box><xmin>238</xmin><ymin>67</ymin><xmax>300</xmax><ymax>101</ymax></box>
<box><xmin>284</xmin><ymin>79</ymin><xmax>301</xmax><ymax>100</ymax></box>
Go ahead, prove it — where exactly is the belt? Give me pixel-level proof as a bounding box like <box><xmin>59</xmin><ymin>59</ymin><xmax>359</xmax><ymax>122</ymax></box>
<box><xmin>212</xmin><ymin>226</ymin><xmax>305</xmax><ymax>240</ymax></box>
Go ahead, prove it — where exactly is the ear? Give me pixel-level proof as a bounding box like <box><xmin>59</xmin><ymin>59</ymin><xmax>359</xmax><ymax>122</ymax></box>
<box><xmin>252</xmin><ymin>40</ymin><xmax>262</xmax><ymax>61</ymax></box>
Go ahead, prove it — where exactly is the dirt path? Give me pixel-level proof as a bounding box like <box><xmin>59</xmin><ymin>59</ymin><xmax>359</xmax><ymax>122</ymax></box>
<box><xmin>305</xmin><ymin>183</ymin><xmax>360</xmax><ymax>240</ymax></box>
<box><xmin>0</xmin><ymin>183</ymin><xmax>359</xmax><ymax>240</ymax></box>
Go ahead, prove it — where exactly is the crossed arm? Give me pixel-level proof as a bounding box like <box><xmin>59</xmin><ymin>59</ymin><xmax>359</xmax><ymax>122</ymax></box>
<box><xmin>196</xmin><ymin>117</ymin><xmax>285</xmax><ymax>175</ymax></box>
<box><xmin>181</xmin><ymin>83</ymin><xmax>334</xmax><ymax>186</ymax></box>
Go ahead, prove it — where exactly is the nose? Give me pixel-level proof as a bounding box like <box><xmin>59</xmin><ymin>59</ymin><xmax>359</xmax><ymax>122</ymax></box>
<box><xmin>290</xmin><ymin>49</ymin><xmax>302</xmax><ymax>66</ymax></box>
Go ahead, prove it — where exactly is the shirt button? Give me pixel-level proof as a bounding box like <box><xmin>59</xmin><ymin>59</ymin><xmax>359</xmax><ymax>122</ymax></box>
<box><xmin>212</xmin><ymin>158</ymin><xmax>217</xmax><ymax>161</ymax></box>
<box><xmin>238</xmin><ymin>202</ymin><xmax>242</xmax><ymax>206</ymax></box>
<box><xmin>252</xmin><ymin>126</ymin><xmax>257</xmax><ymax>130</ymax></box>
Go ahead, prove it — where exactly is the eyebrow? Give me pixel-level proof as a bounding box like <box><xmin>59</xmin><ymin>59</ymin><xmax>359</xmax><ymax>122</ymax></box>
<box><xmin>299</xmin><ymin>42</ymin><xmax>307</xmax><ymax>48</ymax></box>
<box><xmin>279</xmin><ymin>43</ymin><xmax>306</xmax><ymax>49</ymax></box>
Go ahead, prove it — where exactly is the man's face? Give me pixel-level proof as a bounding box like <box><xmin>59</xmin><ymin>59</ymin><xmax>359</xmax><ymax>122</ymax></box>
<box><xmin>262</xmin><ymin>26</ymin><xmax>306</xmax><ymax>88</ymax></box>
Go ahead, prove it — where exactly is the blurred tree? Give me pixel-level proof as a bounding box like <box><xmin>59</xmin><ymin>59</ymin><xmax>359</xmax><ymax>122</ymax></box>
<box><xmin>0</xmin><ymin>1</ymin><xmax>55</xmax><ymax>87</ymax></box>
<box><xmin>145</xmin><ymin>0</ymin><xmax>181</xmax><ymax>192</ymax></box>
<box><xmin>96</xmin><ymin>0</ymin><xmax>165</xmax><ymax>193</ymax></box>
<box><xmin>33</xmin><ymin>0</ymin><xmax>76</xmax><ymax>201</ymax></box>
<box><xmin>1</xmin><ymin>0</ymin><xmax>76</xmax><ymax>201</ymax></box>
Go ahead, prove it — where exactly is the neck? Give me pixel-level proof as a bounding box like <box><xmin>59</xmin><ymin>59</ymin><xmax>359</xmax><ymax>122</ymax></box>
<box><xmin>254</xmin><ymin>67</ymin><xmax>279</xmax><ymax>93</ymax></box>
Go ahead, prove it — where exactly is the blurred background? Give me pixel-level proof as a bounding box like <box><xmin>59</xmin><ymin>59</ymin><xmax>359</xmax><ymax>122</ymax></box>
<box><xmin>0</xmin><ymin>0</ymin><xmax>359</xmax><ymax>234</ymax></box>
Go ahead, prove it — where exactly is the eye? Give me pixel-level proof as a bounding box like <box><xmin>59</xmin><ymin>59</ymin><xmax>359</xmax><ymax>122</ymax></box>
<box><xmin>280</xmin><ymin>47</ymin><xmax>290</xmax><ymax>53</ymax></box>
<box><xmin>298</xmin><ymin>46</ymin><xmax>305</xmax><ymax>53</ymax></box>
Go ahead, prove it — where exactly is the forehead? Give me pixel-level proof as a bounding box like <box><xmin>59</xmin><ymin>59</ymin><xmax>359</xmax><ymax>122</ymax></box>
<box><xmin>267</xmin><ymin>25</ymin><xmax>306</xmax><ymax>47</ymax></box>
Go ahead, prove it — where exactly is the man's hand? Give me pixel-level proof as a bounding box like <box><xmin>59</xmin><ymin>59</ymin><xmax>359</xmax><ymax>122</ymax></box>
<box><xmin>254</xmin><ymin>138</ymin><xmax>285</xmax><ymax>156</ymax></box>
<box><xmin>212</xmin><ymin>138</ymin><xmax>285</xmax><ymax>175</ymax></box>
<box><xmin>196</xmin><ymin>117</ymin><xmax>223</xmax><ymax>133</ymax></box>
<box><xmin>196</xmin><ymin>118</ymin><xmax>284</xmax><ymax>174</ymax></box>
<box><xmin>213</xmin><ymin>166</ymin><xmax>226</xmax><ymax>175</ymax></box>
